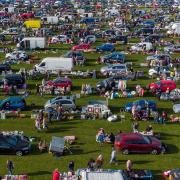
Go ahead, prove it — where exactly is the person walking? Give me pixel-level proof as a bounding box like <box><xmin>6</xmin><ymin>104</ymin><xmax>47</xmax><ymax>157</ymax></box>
<box><xmin>7</xmin><ymin>160</ymin><xmax>14</xmax><ymax>175</ymax></box>
<box><xmin>109</xmin><ymin>147</ymin><xmax>117</xmax><ymax>164</ymax></box>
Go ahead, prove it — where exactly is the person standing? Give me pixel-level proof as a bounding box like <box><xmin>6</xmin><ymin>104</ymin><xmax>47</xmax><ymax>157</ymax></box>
<box><xmin>52</xmin><ymin>168</ymin><xmax>60</xmax><ymax>180</ymax></box>
<box><xmin>68</xmin><ymin>161</ymin><xmax>75</xmax><ymax>173</ymax></box>
<box><xmin>96</xmin><ymin>154</ymin><xmax>104</xmax><ymax>169</ymax></box>
<box><xmin>7</xmin><ymin>160</ymin><xmax>14</xmax><ymax>175</ymax></box>
<box><xmin>126</xmin><ymin>160</ymin><xmax>133</xmax><ymax>171</ymax></box>
<box><xmin>109</xmin><ymin>147</ymin><xmax>117</xmax><ymax>164</ymax></box>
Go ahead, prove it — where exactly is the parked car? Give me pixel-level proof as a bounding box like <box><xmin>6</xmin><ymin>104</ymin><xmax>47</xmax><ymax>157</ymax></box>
<box><xmin>96</xmin><ymin>43</ymin><xmax>115</xmax><ymax>52</ymax></box>
<box><xmin>100</xmin><ymin>64</ymin><xmax>127</xmax><ymax>75</ymax></box>
<box><xmin>146</xmin><ymin>54</ymin><xmax>171</xmax><ymax>65</ymax></box>
<box><xmin>84</xmin><ymin>35</ymin><xmax>96</xmax><ymax>43</ymax></box>
<box><xmin>44</xmin><ymin>96</ymin><xmax>76</xmax><ymax>111</ymax></box>
<box><xmin>0</xmin><ymin>74</ymin><xmax>25</xmax><ymax>88</ymax></box>
<box><xmin>125</xmin><ymin>99</ymin><xmax>157</xmax><ymax>112</ymax></box>
<box><xmin>108</xmin><ymin>35</ymin><xmax>128</xmax><ymax>44</ymax></box>
<box><xmin>0</xmin><ymin>96</ymin><xmax>26</xmax><ymax>110</ymax></box>
<box><xmin>72</xmin><ymin>43</ymin><xmax>90</xmax><ymax>51</ymax></box>
<box><xmin>148</xmin><ymin>80</ymin><xmax>176</xmax><ymax>92</ymax></box>
<box><xmin>63</xmin><ymin>51</ymin><xmax>85</xmax><ymax>63</ymax></box>
<box><xmin>115</xmin><ymin>133</ymin><xmax>165</xmax><ymax>155</ymax></box>
<box><xmin>173</xmin><ymin>100</ymin><xmax>180</xmax><ymax>114</ymax></box>
<box><xmin>96</xmin><ymin>76</ymin><xmax>127</xmax><ymax>90</ymax></box>
<box><xmin>0</xmin><ymin>63</ymin><xmax>11</xmax><ymax>73</ymax></box>
<box><xmin>5</xmin><ymin>51</ymin><xmax>29</xmax><ymax>61</ymax></box>
<box><xmin>100</xmin><ymin>52</ymin><xmax>125</xmax><ymax>64</ymax></box>
<box><xmin>2</xmin><ymin>27</ymin><xmax>19</xmax><ymax>35</ymax></box>
<box><xmin>164</xmin><ymin>44</ymin><xmax>180</xmax><ymax>53</ymax></box>
<box><xmin>45</xmin><ymin>77</ymin><xmax>72</xmax><ymax>89</ymax></box>
<box><xmin>0</xmin><ymin>133</ymin><xmax>30</xmax><ymax>156</ymax></box>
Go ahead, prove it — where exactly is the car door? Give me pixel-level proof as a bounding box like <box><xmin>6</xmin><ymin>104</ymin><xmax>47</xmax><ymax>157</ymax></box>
<box><xmin>60</xmin><ymin>100</ymin><xmax>73</xmax><ymax>110</ymax></box>
<box><xmin>125</xmin><ymin>140</ymin><xmax>140</xmax><ymax>153</ymax></box>
<box><xmin>135</xmin><ymin>139</ymin><xmax>150</xmax><ymax>153</ymax></box>
<box><xmin>9</xmin><ymin>99</ymin><xmax>18</xmax><ymax>110</ymax></box>
<box><xmin>0</xmin><ymin>138</ymin><xmax>12</xmax><ymax>154</ymax></box>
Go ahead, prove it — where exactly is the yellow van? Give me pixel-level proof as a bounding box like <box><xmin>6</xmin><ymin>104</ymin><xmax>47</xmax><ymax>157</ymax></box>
<box><xmin>24</xmin><ymin>20</ymin><xmax>41</xmax><ymax>28</ymax></box>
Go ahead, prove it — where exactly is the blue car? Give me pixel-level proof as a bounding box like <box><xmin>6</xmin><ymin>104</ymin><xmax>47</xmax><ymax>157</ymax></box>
<box><xmin>100</xmin><ymin>52</ymin><xmax>125</xmax><ymax>64</ymax></box>
<box><xmin>96</xmin><ymin>43</ymin><xmax>115</xmax><ymax>52</ymax></box>
<box><xmin>0</xmin><ymin>97</ymin><xmax>26</xmax><ymax>110</ymax></box>
<box><xmin>125</xmin><ymin>100</ymin><xmax>157</xmax><ymax>112</ymax></box>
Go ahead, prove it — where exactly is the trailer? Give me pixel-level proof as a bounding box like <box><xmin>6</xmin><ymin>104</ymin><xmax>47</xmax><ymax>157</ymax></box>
<box><xmin>17</xmin><ymin>37</ymin><xmax>47</xmax><ymax>50</ymax></box>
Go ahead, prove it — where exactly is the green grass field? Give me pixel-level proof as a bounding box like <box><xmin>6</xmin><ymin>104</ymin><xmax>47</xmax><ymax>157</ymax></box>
<box><xmin>0</xmin><ymin>39</ymin><xmax>179</xmax><ymax>180</ymax></box>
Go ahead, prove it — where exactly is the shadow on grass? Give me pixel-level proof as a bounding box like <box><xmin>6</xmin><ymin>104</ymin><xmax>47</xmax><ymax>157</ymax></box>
<box><xmin>152</xmin><ymin>170</ymin><xmax>164</xmax><ymax>180</ymax></box>
<box><xmin>134</xmin><ymin>160</ymin><xmax>153</xmax><ymax>164</ymax></box>
<box><xmin>27</xmin><ymin>171</ymin><xmax>51</xmax><ymax>176</ymax></box>
<box><xmin>46</xmin><ymin>126</ymin><xmax>75</xmax><ymax>133</ymax></box>
<box><xmin>160</xmin><ymin>132</ymin><xmax>180</xmax><ymax>140</ymax></box>
<box><xmin>166</xmin><ymin>144</ymin><xmax>179</xmax><ymax>154</ymax></box>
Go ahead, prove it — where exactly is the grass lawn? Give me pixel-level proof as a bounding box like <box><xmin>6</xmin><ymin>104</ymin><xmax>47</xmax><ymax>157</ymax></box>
<box><xmin>0</xmin><ymin>39</ymin><xmax>179</xmax><ymax>180</ymax></box>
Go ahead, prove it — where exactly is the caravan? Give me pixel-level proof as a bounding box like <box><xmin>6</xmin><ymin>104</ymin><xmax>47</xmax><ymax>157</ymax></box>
<box><xmin>17</xmin><ymin>37</ymin><xmax>47</xmax><ymax>50</ymax></box>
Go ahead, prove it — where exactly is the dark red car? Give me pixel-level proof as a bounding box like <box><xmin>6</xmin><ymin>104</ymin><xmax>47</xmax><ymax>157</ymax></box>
<box><xmin>114</xmin><ymin>133</ymin><xmax>164</xmax><ymax>155</ymax></box>
<box><xmin>72</xmin><ymin>44</ymin><xmax>90</xmax><ymax>51</ymax></box>
<box><xmin>46</xmin><ymin>77</ymin><xmax>72</xmax><ymax>89</ymax></box>
<box><xmin>149</xmin><ymin>80</ymin><xmax>176</xmax><ymax>92</ymax></box>
<box><xmin>20</xmin><ymin>13</ymin><xmax>34</xmax><ymax>19</ymax></box>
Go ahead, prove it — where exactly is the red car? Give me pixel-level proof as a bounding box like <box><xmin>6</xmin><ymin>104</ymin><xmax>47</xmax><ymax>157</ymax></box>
<box><xmin>149</xmin><ymin>80</ymin><xmax>176</xmax><ymax>92</ymax></box>
<box><xmin>20</xmin><ymin>13</ymin><xmax>34</xmax><ymax>19</ymax></box>
<box><xmin>114</xmin><ymin>133</ymin><xmax>164</xmax><ymax>155</ymax></box>
<box><xmin>46</xmin><ymin>77</ymin><xmax>72</xmax><ymax>89</ymax></box>
<box><xmin>72</xmin><ymin>44</ymin><xmax>90</xmax><ymax>51</ymax></box>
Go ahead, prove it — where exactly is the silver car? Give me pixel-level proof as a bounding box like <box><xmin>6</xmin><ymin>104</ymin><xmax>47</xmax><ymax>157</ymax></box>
<box><xmin>173</xmin><ymin>101</ymin><xmax>180</xmax><ymax>114</ymax></box>
<box><xmin>44</xmin><ymin>96</ymin><xmax>76</xmax><ymax>111</ymax></box>
<box><xmin>100</xmin><ymin>64</ymin><xmax>127</xmax><ymax>75</ymax></box>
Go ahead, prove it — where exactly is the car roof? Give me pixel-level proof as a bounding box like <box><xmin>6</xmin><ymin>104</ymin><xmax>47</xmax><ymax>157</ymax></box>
<box><xmin>118</xmin><ymin>133</ymin><xmax>143</xmax><ymax>140</ymax></box>
<box><xmin>160</xmin><ymin>80</ymin><xmax>175</xmax><ymax>83</ymax></box>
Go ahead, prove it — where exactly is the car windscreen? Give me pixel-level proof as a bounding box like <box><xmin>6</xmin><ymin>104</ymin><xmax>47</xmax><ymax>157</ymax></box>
<box><xmin>143</xmin><ymin>136</ymin><xmax>151</xmax><ymax>144</ymax></box>
<box><xmin>5</xmin><ymin>136</ymin><xmax>18</xmax><ymax>146</ymax></box>
<box><xmin>115</xmin><ymin>135</ymin><xmax>121</xmax><ymax>142</ymax></box>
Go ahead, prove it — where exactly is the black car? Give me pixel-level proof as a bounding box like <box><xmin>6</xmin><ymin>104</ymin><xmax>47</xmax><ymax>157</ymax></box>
<box><xmin>108</xmin><ymin>35</ymin><xmax>128</xmax><ymax>44</ymax></box>
<box><xmin>0</xmin><ymin>63</ymin><xmax>11</xmax><ymax>73</ymax></box>
<box><xmin>0</xmin><ymin>134</ymin><xmax>30</xmax><ymax>156</ymax></box>
<box><xmin>135</xmin><ymin>28</ymin><xmax>154</xmax><ymax>36</ymax></box>
<box><xmin>144</xmin><ymin>35</ymin><xmax>163</xmax><ymax>43</ymax></box>
<box><xmin>0</xmin><ymin>74</ymin><xmax>25</xmax><ymax>87</ymax></box>
<box><xmin>64</xmin><ymin>51</ymin><xmax>85</xmax><ymax>62</ymax></box>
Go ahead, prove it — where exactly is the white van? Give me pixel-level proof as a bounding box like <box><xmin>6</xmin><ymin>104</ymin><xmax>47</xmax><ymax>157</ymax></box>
<box><xmin>35</xmin><ymin>57</ymin><xmax>73</xmax><ymax>74</ymax></box>
<box><xmin>131</xmin><ymin>42</ymin><xmax>153</xmax><ymax>52</ymax></box>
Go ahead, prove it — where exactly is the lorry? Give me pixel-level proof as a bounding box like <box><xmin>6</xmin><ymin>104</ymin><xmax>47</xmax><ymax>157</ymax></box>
<box><xmin>34</xmin><ymin>57</ymin><xmax>74</xmax><ymax>74</ymax></box>
<box><xmin>24</xmin><ymin>20</ymin><xmax>41</xmax><ymax>28</ymax></box>
<box><xmin>41</xmin><ymin>16</ymin><xmax>59</xmax><ymax>24</ymax></box>
<box><xmin>17</xmin><ymin>37</ymin><xmax>47</xmax><ymax>50</ymax></box>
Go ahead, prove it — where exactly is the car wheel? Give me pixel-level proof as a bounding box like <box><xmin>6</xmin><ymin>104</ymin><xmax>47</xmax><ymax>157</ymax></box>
<box><xmin>161</xmin><ymin>146</ymin><xmax>166</xmax><ymax>154</ymax></box>
<box><xmin>122</xmin><ymin>149</ymin><xmax>129</xmax><ymax>155</ymax></box>
<box><xmin>151</xmin><ymin>149</ymin><xmax>158</xmax><ymax>155</ymax></box>
<box><xmin>16</xmin><ymin>151</ymin><xmax>23</xmax><ymax>156</ymax></box>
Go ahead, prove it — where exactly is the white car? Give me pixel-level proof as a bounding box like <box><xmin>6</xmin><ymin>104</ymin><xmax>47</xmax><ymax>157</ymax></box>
<box><xmin>173</xmin><ymin>103</ymin><xmax>180</xmax><ymax>113</ymax></box>
<box><xmin>5</xmin><ymin>51</ymin><xmax>28</xmax><ymax>61</ymax></box>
